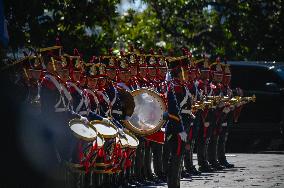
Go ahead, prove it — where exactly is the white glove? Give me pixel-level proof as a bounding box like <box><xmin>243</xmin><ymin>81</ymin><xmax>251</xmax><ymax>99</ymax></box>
<box><xmin>80</xmin><ymin>116</ymin><xmax>89</xmax><ymax>124</ymax></box>
<box><xmin>179</xmin><ymin>131</ymin><xmax>187</xmax><ymax>142</ymax></box>
<box><xmin>236</xmin><ymin>102</ymin><xmax>242</xmax><ymax>107</ymax></box>
<box><xmin>221</xmin><ymin>122</ymin><xmax>228</xmax><ymax>127</ymax></box>
<box><xmin>223</xmin><ymin>107</ymin><xmax>230</xmax><ymax>114</ymax></box>
<box><xmin>204</xmin><ymin>122</ymin><xmax>210</xmax><ymax>127</ymax></box>
<box><xmin>102</xmin><ymin>118</ymin><xmax>112</xmax><ymax>125</ymax></box>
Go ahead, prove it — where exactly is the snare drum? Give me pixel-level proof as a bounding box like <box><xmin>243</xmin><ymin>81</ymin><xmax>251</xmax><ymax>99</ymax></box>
<box><xmin>68</xmin><ymin>119</ymin><xmax>99</xmax><ymax>171</ymax></box>
<box><xmin>69</xmin><ymin>119</ymin><xmax>98</xmax><ymax>141</ymax></box>
<box><xmin>90</xmin><ymin>120</ymin><xmax>118</xmax><ymax>139</ymax></box>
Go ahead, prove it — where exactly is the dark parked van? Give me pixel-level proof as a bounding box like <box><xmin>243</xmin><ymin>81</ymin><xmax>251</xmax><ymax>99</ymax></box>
<box><xmin>227</xmin><ymin>61</ymin><xmax>284</xmax><ymax>152</ymax></box>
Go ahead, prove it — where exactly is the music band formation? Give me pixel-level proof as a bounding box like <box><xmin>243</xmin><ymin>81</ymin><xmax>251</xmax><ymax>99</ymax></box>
<box><xmin>19</xmin><ymin>44</ymin><xmax>255</xmax><ymax>188</ymax></box>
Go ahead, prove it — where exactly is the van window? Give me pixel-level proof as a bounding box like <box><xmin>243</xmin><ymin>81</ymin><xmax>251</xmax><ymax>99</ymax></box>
<box><xmin>230</xmin><ymin>65</ymin><xmax>248</xmax><ymax>89</ymax></box>
<box><xmin>245</xmin><ymin>66</ymin><xmax>279</xmax><ymax>90</ymax></box>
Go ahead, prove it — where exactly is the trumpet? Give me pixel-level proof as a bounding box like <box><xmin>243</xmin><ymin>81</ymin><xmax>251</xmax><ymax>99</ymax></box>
<box><xmin>191</xmin><ymin>99</ymin><xmax>215</xmax><ymax>112</ymax></box>
<box><xmin>206</xmin><ymin>96</ymin><xmax>226</xmax><ymax>106</ymax></box>
<box><xmin>228</xmin><ymin>97</ymin><xmax>241</xmax><ymax>105</ymax></box>
<box><xmin>241</xmin><ymin>94</ymin><xmax>256</xmax><ymax>103</ymax></box>
<box><xmin>191</xmin><ymin>101</ymin><xmax>205</xmax><ymax>111</ymax></box>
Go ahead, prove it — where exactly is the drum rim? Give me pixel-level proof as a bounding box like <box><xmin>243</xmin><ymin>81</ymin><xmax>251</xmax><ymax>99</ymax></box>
<box><xmin>94</xmin><ymin>133</ymin><xmax>105</xmax><ymax>149</ymax></box>
<box><xmin>122</xmin><ymin>88</ymin><xmax>166</xmax><ymax>136</ymax></box>
<box><xmin>89</xmin><ymin>120</ymin><xmax>118</xmax><ymax>139</ymax></box>
<box><xmin>69</xmin><ymin>118</ymin><xmax>98</xmax><ymax>141</ymax></box>
<box><xmin>117</xmin><ymin>135</ymin><xmax>129</xmax><ymax>148</ymax></box>
<box><xmin>123</xmin><ymin>129</ymin><xmax>139</xmax><ymax>148</ymax></box>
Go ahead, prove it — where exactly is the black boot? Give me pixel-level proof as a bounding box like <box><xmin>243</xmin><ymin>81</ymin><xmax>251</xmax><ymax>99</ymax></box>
<box><xmin>181</xmin><ymin>170</ymin><xmax>191</xmax><ymax>178</ymax></box>
<box><xmin>187</xmin><ymin>165</ymin><xmax>201</xmax><ymax>175</ymax></box>
<box><xmin>209</xmin><ymin>161</ymin><xmax>225</xmax><ymax>171</ymax></box>
<box><xmin>198</xmin><ymin>162</ymin><xmax>214</xmax><ymax>173</ymax></box>
<box><xmin>219</xmin><ymin>160</ymin><xmax>235</xmax><ymax>168</ymax></box>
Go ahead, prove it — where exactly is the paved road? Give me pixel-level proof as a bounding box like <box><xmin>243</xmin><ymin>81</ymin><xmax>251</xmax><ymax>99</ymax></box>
<box><xmin>147</xmin><ymin>153</ymin><xmax>284</xmax><ymax>188</ymax></box>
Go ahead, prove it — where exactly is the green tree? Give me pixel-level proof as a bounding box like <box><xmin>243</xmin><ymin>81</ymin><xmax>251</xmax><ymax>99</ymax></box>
<box><xmin>4</xmin><ymin>0</ymin><xmax>120</xmax><ymax>59</ymax></box>
<box><xmin>116</xmin><ymin>0</ymin><xmax>284</xmax><ymax>61</ymax></box>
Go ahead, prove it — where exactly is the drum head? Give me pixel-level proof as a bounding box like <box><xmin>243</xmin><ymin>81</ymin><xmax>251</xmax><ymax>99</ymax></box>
<box><xmin>69</xmin><ymin>119</ymin><xmax>97</xmax><ymax>141</ymax></box>
<box><xmin>122</xmin><ymin>88</ymin><xmax>166</xmax><ymax>136</ymax></box>
<box><xmin>124</xmin><ymin>130</ymin><xmax>139</xmax><ymax>148</ymax></box>
<box><xmin>90</xmin><ymin>120</ymin><xmax>118</xmax><ymax>138</ymax></box>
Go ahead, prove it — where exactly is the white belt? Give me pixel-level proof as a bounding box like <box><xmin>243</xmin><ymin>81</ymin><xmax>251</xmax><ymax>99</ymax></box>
<box><xmin>181</xmin><ymin>109</ymin><xmax>192</xmax><ymax>114</ymax></box>
<box><xmin>112</xmin><ymin>110</ymin><xmax>122</xmax><ymax>115</ymax></box>
<box><xmin>222</xmin><ymin>123</ymin><xmax>228</xmax><ymax>127</ymax></box>
<box><xmin>181</xmin><ymin>109</ymin><xmax>196</xmax><ymax>119</ymax></box>
<box><xmin>79</xmin><ymin>111</ymin><xmax>88</xmax><ymax>116</ymax></box>
<box><xmin>55</xmin><ymin>108</ymin><xmax>67</xmax><ymax>112</ymax></box>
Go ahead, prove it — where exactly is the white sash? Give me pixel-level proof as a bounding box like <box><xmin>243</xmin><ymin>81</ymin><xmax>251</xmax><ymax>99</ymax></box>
<box><xmin>180</xmin><ymin>86</ymin><xmax>191</xmax><ymax>108</ymax></box>
<box><xmin>85</xmin><ymin>88</ymin><xmax>100</xmax><ymax>114</ymax></box>
<box><xmin>66</xmin><ymin>81</ymin><xmax>85</xmax><ymax>113</ymax></box>
<box><xmin>42</xmin><ymin>74</ymin><xmax>72</xmax><ymax>112</ymax></box>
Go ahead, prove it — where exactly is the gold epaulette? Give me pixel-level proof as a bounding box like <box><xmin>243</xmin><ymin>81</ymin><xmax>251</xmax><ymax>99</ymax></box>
<box><xmin>39</xmin><ymin>45</ymin><xmax>62</xmax><ymax>52</ymax></box>
<box><xmin>166</xmin><ymin>55</ymin><xmax>187</xmax><ymax>62</ymax></box>
<box><xmin>209</xmin><ymin>62</ymin><xmax>225</xmax><ymax>68</ymax></box>
<box><xmin>194</xmin><ymin>58</ymin><xmax>205</xmax><ymax>64</ymax></box>
<box><xmin>62</xmin><ymin>53</ymin><xmax>80</xmax><ymax>59</ymax></box>
<box><xmin>101</xmin><ymin>55</ymin><xmax>117</xmax><ymax>59</ymax></box>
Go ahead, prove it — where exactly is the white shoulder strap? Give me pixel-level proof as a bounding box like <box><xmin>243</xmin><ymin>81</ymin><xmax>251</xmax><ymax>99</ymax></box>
<box><xmin>110</xmin><ymin>87</ymin><xmax>117</xmax><ymax>106</ymax></box>
<box><xmin>96</xmin><ymin>90</ymin><xmax>110</xmax><ymax>104</ymax></box>
<box><xmin>67</xmin><ymin>81</ymin><xmax>83</xmax><ymax>96</ymax></box>
<box><xmin>117</xmin><ymin>82</ymin><xmax>131</xmax><ymax>92</ymax></box>
<box><xmin>180</xmin><ymin>86</ymin><xmax>191</xmax><ymax>108</ymax></box>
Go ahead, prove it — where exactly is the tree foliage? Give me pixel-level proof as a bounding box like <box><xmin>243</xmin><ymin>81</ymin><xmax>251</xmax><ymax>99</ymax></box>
<box><xmin>116</xmin><ymin>0</ymin><xmax>284</xmax><ymax>60</ymax></box>
<box><xmin>3</xmin><ymin>0</ymin><xmax>284</xmax><ymax>61</ymax></box>
<box><xmin>4</xmin><ymin>0</ymin><xmax>120</xmax><ymax>58</ymax></box>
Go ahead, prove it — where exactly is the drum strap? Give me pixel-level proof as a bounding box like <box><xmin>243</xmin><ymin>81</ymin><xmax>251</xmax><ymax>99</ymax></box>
<box><xmin>85</xmin><ymin>89</ymin><xmax>100</xmax><ymax>114</ymax></box>
<box><xmin>112</xmin><ymin>110</ymin><xmax>123</xmax><ymax>115</ymax></box>
<box><xmin>170</xmin><ymin>82</ymin><xmax>184</xmax><ymax>129</ymax></box>
<box><xmin>194</xmin><ymin>80</ymin><xmax>200</xmax><ymax>101</ymax></box>
<box><xmin>67</xmin><ymin>82</ymin><xmax>86</xmax><ymax>113</ymax></box>
<box><xmin>227</xmin><ymin>87</ymin><xmax>233</xmax><ymax>98</ymax></box>
<box><xmin>96</xmin><ymin>90</ymin><xmax>110</xmax><ymax>104</ymax></box>
<box><xmin>106</xmin><ymin>87</ymin><xmax>117</xmax><ymax>116</ymax></box>
<box><xmin>43</xmin><ymin>75</ymin><xmax>72</xmax><ymax>112</ymax></box>
<box><xmin>180</xmin><ymin>86</ymin><xmax>191</xmax><ymax>108</ymax></box>
<box><xmin>208</xmin><ymin>82</ymin><xmax>216</xmax><ymax>97</ymax></box>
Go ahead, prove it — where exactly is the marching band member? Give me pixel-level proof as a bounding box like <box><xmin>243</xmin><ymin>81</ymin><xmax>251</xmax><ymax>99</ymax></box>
<box><xmin>195</xmin><ymin>56</ymin><xmax>215</xmax><ymax>172</ymax></box>
<box><xmin>183</xmin><ymin>50</ymin><xmax>203</xmax><ymax>175</ymax></box>
<box><xmin>217</xmin><ymin>62</ymin><xmax>235</xmax><ymax>168</ymax></box>
<box><xmin>163</xmin><ymin>57</ymin><xmax>187</xmax><ymax>188</ymax></box>
<box><xmin>144</xmin><ymin>48</ymin><xmax>167</xmax><ymax>183</ymax></box>
<box><xmin>207</xmin><ymin>57</ymin><xmax>226</xmax><ymax>170</ymax></box>
<box><xmin>178</xmin><ymin>48</ymin><xmax>198</xmax><ymax>177</ymax></box>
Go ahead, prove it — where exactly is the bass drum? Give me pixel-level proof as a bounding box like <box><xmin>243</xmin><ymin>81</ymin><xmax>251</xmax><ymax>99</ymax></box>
<box><xmin>117</xmin><ymin>87</ymin><xmax>135</xmax><ymax>117</ymax></box>
<box><xmin>122</xmin><ymin>88</ymin><xmax>166</xmax><ymax>136</ymax></box>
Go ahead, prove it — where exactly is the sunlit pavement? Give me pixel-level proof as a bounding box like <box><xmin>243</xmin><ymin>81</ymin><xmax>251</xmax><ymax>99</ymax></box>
<box><xmin>146</xmin><ymin>153</ymin><xmax>284</xmax><ymax>188</ymax></box>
